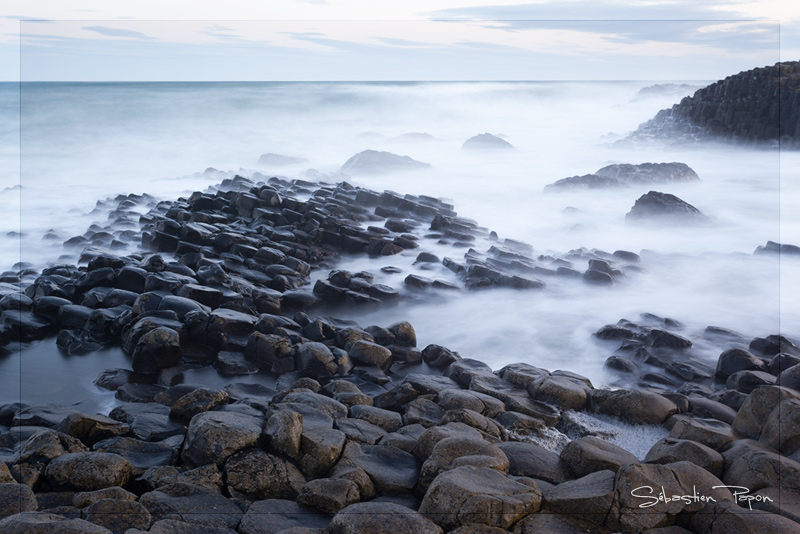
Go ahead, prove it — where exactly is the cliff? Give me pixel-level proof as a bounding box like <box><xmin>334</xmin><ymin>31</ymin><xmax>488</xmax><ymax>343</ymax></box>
<box><xmin>626</xmin><ymin>61</ymin><xmax>800</xmax><ymax>148</ymax></box>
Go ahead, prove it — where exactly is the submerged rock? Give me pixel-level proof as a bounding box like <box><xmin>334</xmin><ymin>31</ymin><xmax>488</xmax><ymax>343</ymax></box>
<box><xmin>625</xmin><ymin>191</ymin><xmax>707</xmax><ymax>223</ymax></box>
<box><xmin>340</xmin><ymin>150</ymin><xmax>431</xmax><ymax>175</ymax></box>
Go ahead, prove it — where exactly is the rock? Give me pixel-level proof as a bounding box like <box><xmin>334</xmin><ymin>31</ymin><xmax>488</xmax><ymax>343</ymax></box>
<box><xmin>341</xmin><ymin>150</ymin><xmax>431</xmax><ymax>175</ymax></box>
<box><xmin>335</xmin><ymin>418</ymin><xmax>386</xmax><ymax>445</ymax></box>
<box><xmin>259</xmin><ymin>153</ymin><xmax>308</xmax><ymax>166</ymax></box>
<box><xmin>238</xmin><ymin>499</ymin><xmax>331</xmax><ymax>534</ymax></box>
<box><xmin>625</xmin><ymin>191</ymin><xmax>706</xmax><ymax>223</ymax></box>
<box><xmin>131</xmin><ymin>327</ymin><xmax>182</xmax><ymax>374</ymax></box>
<box><xmin>496</xmin><ymin>441</ymin><xmax>568</xmax><ymax>484</ymax></box>
<box><xmin>440</xmin><ymin>408</ymin><xmax>506</xmax><ymax>442</ymax></box>
<box><xmin>16</xmin><ymin>428</ymin><xmax>88</xmax><ymax>464</ymax></box>
<box><xmin>264</xmin><ymin>409</ymin><xmax>303</xmax><ymax>460</ymax></box>
<box><xmin>72</xmin><ymin>486</ymin><xmax>137</xmax><ymax>508</ymax></box>
<box><xmin>626</xmin><ymin>61</ymin><xmax>800</xmax><ymax>147</ymax></box>
<box><xmin>349</xmin><ymin>405</ymin><xmax>403</xmax><ymax>432</ymax></box>
<box><xmin>0</xmin><ymin>512</ymin><xmax>114</xmax><ymax>534</ymax></box>
<box><xmin>560</xmin><ymin>436</ymin><xmax>639</xmax><ymax>477</ymax></box>
<box><xmin>607</xmin><ymin>461</ymin><xmax>733</xmax><ymax>532</ymax></box>
<box><xmin>595</xmin><ymin>162</ymin><xmax>699</xmax><ymax>184</ymax></box>
<box><xmin>513</xmin><ymin>513</ymin><xmax>612</xmax><ymax>534</ymax></box>
<box><xmin>461</xmin><ymin>133</ymin><xmax>514</xmax><ymax>150</ymax></box>
<box><xmin>759</xmin><ymin>399</ymin><xmax>800</xmax><ymax>455</ymax></box>
<box><xmin>132</xmin><ymin>518</ymin><xmax>238</xmax><ymax>533</ymax></box>
<box><xmin>687</xmin><ymin>396</ymin><xmax>737</xmax><ymax>424</ymax></box>
<box><xmin>169</xmin><ymin>387</ymin><xmax>230</xmax><ymax>423</ymax></box>
<box><xmin>281</xmin><ymin>391</ymin><xmax>348</xmax><ymax>420</ymax></box>
<box><xmin>726</xmin><ymin>369</ymin><xmax>776</xmax><ymax>393</ymax></box>
<box><xmin>93</xmin><ymin>437</ymin><xmax>175</xmax><ymax>475</ymax></box>
<box><xmin>297</xmin><ymin>342</ymin><xmax>338</xmax><ymax>379</ymax></box>
<box><xmin>715</xmin><ymin>347</ymin><xmax>766</xmax><ymax>380</ymax></box>
<box><xmin>345</xmin><ymin>442</ymin><xmax>419</xmax><ymax>495</ymax></box>
<box><xmin>44</xmin><ymin>452</ymin><xmax>132</xmax><ymax>491</ymax></box>
<box><xmin>139</xmin><ymin>482</ymin><xmax>243</xmax><ymax>530</ymax></box>
<box><xmin>644</xmin><ymin>438</ymin><xmax>724</xmax><ymax>478</ymax></box>
<box><xmin>297</xmin><ymin>478</ymin><xmax>359</xmax><ymax>514</ymax></box>
<box><xmin>588</xmin><ymin>389</ymin><xmax>677</xmax><ymax>425</ymax></box>
<box><xmin>779</xmin><ymin>363</ymin><xmax>800</xmax><ymax>391</ymax></box>
<box><xmin>108</xmin><ymin>403</ymin><xmax>185</xmax><ymax>442</ymax></box>
<box><xmin>545</xmin><ymin>174</ymin><xmax>622</xmax><ymax>191</ymax></box>
<box><xmin>419</xmin><ymin>466</ymin><xmax>541</xmax><ymax>531</ymax></box>
<box><xmin>413</xmin><ymin>423</ymin><xmax>484</xmax><ymax>461</ymax></box>
<box><xmin>348</xmin><ymin>340</ymin><xmax>393</xmax><ymax>370</ymax></box>
<box><xmin>56</xmin><ymin>412</ymin><xmax>129</xmax><ymax>447</ymax></box>
<box><xmin>0</xmin><ymin>483</ymin><xmax>37</xmax><ymax>520</ymax></box>
<box><xmin>542</xmin><ymin>469</ymin><xmax>616</xmax><ymax>524</ymax></box>
<box><xmin>404</xmin><ymin>398</ymin><xmax>445</xmax><ymax>428</ymax></box>
<box><xmin>722</xmin><ymin>439</ymin><xmax>800</xmax><ymax>492</ymax></box>
<box><xmin>687</xmin><ymin>499</ymin><xmax>800</xmax><ymax>534</ymax></box>
<box><xmin>436</xmin><ymin>388</ymin><xmax>504</xmax><ymax>418</ymax></box>
<box><xmin>418</xmin><ymin>436</ymin><xmax>509</xmax><ymax>493</ymax></box>
<box><xmin>12</xmin><ymin>404</ymin><xmax>79</xmax><ymax>429</ymax></box>
<box><xmin>298</xmin><ymin>426</ymin><xmax>347</xmax><ymax>478</ymax></box>
<box><xmin>83</xmin><ymin>498</ymin><xmax>152</xmax><ymax>533</ymax></box>
<box><xmin>224</xmin><ymin>448</ymin><xmax>306</xmax><ymax>500</ymax></box>
<box><xmin>669</xmin><ymin>417</ymin><xmax>738</xmax><ymax>451</ymax></box>
<box><xmin>328</xmin><ymin>502</ymin><xmax>442</xmax><ymax>534</ymax></box>
<box><xmin>181</xmin><ymin>411</ymin><xmax>263</xmax><ymax>467</ymax></box>
<box><xmin>527</xmin><ymin>375</ymin><xmax>591</xmax><ymax>411</ymax></box>
<box><xmin>732</xmin><ymin>385</ymin><xmax>800</xmax><ymax>439</ymax></box>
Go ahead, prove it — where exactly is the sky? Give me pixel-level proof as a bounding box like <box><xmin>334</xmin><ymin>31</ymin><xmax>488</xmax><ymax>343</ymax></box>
<box><xmin>0</xmin><ymin>0</ymin><xmax>797</xmax><ymax>81</ymax></box>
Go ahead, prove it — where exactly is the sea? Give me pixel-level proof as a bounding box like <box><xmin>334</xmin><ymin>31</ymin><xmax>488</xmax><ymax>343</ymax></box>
<box><xmin>0</xmin><ymin>80</ymin><xmax>798</xmax><ymax>419</ymax></box>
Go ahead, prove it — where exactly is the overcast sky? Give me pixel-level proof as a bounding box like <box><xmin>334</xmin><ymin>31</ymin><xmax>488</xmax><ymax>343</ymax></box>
<box><xmin>1</xmin><ymin>0</ymin><xmax>797</xmax><ymax>81</ymax></box>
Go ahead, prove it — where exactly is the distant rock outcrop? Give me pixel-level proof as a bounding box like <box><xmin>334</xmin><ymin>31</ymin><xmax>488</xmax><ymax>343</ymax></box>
<box><xmin>632</xmin><ymin>83</ymin><xmax>702</xmax><ymax>101</ymax></box>
<box><xmin>340</xmin><ymin>150</ymin><xmax>431</xmax><ymax>175</ymax></box>
<box><xmin>545</xmin><ymin>162</ymin><xmax>699</xmax><ymax>191</ymax></box>
<box><xmin>462</xmin><ymin>133</ymin><xmax>515</xmax><ymax>150</ymax></box>
<box><xmin>626</xmin><ymin>191</ymin><xmax>707</xmax><ymax>224</ymax></box>
<box><xmin>625</xmin><ymin>61</ymin><xmax>800</xmax><ymax>147</ymax></box>
<box><xmin>258</xmin><ymin>153</ymin><xmax>309</xmax><ymax>166</ymax></box>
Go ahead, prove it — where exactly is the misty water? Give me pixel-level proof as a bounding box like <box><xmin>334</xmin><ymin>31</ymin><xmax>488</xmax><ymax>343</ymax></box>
<box><xmin>1</xmin><ymin>80</ymin><xmax>798</xmax><ymax>414</ymax></box>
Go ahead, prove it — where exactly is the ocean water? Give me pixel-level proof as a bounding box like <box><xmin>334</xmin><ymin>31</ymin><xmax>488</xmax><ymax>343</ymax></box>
<box><xmin>0</xmin><ymin>80</ymin><xmax>798</xmax><ymax>411</ymax></box>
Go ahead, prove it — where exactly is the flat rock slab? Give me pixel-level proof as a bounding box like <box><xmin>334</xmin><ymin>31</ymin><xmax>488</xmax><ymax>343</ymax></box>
<box><xmin>329</xmin><ymin>501</ymin><xmax>442</xmax><ymax>534</ymax></box>
<box><xmin>139</xmin><ymin>482</ymin><xmax>244</xmax><ymax>530</ymax></box>
<box><xmin>497</xmin><ymin>441</ymin><xmax>569</xmax><ymax>484</ymax></box>
<box><xmin>0</xmin><ymin>511</ymin><xmax>114</xmax><ymax>533</ymax></box>
<box><xmin>346</xmin><ymin>443</ymin><xmax>420</xmax><ymax>494</ymax></box>
<box><xmin>419</xmin><ymin>466</ymin><xmax>541</xmax><ymax>531</ymax></box>
<box><xmin>239</xmin><ymin>499</ymin><xmax>331</xmax><ymax>534</ymax></box>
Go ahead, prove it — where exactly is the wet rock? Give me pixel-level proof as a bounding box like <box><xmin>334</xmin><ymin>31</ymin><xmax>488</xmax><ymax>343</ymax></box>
<box><xmin>349</xmin><ymin>405</ymin><xmax>403</xmax><ymax>432</ymax></box>
<box><xmin>644</xmin><ymin>437</ymin><xmax>724</xmax><ymax>477</ymax></box>
<box><xmin>348</xmin><ymin>340</ymin><xmax>393</xmax><ymax>370</ymax></box>
<box><xmin>0</xmin><ymin>483</ymin><xmax>37</xmax><ymax>520</ymax></box>
<box><xmin>345</xmin><ymin>442</ymin><xmax>419</xmax><ymax>495</ymax></box>
<box><xmin>170</xmin><ymin>387</ymin><xmax>230</xmax><ymax>423</ymax></box>
<box><xmin>560</xmin><ymin>436</ymin><xmax>639</xmax><ymax>477</ymax></box>
<box><xmin>527</xmin><ymin>374</ymin><xmax>591</xmax><ymax>411</ymax></box>
<box><xmin>238</xmin><ymin>499</ymin><xmax>331</xmax><ymax>534</ymax></box>
<box><xmin>668</xmin><ymin>417</ymin><xmax>737</xmax><ymax>450</ymax></box>
<box><xmin>588</xmin><ymin>388</ymin><xmax>677</xmax><ymax>425</ymax></box>
<box><xmin>72</xmin><ymin>486</ymin><xmax>137</xmax><ymax>508</ymax></box>
<box><xmin>264</xmin><ymin>409</ymin><xmax>303</xmax><ymax>460</ymax></box>
<box><xmin>496</xmin><ymin>441</ymin><xmax>569</xmax><ymax>484</ymax></box>
<box><xmin>512</xmin><ymin>513</ymin><xmax>612</xmax><ymax>534</ymax></box>
<box><xmin>181</xmin><ymin>411</ymin><xmax>263</xmax><ymax>467</ymax></box>
<box><xmin>92</xmin><ymin>437</ymin><xmax>175</xmax><ymax>475</ymax></box>
<box><xmin>298</xmin><ymin>426</ymin><xmax>346</xmax><ymax>478</ymax></box>
<box><xmin>335</xmin><ymin>418</ymin><xmax>386</xmax><ymax>445</ymax></box>
<box><xmin>131</xmin><ymin>327</ymin><xmax>182</xmax><ymax>375</ymax></box>
<box><xmin>328</xmin><ymin>501</ymin><xmax>441</xmax><ymax>534</ymax></box>
<box><xmin>44</xmin><ymin>452</ymin><xmax>132</xmax><ymax>491</ymax></box>
<box><xmin>297</xmin><ymin>342</ymin><xmax>338</xmax><ymax>379</ymax></box>
<box><xmin>419</xmin><ymin>466</ymin><xmax>541</xmax><ymax>531</ymax></box>
<box><xmin>607</xmin><ymin>461</ymin><xmax>732</xmax><ymax>532</ymax></box>
<box><xmin>722</xmin><ymin>439</ymin><xmax>800</xmax><ymax>492</ymax></box>
<box><xmin>83</xmin><ymin>498</ymin><xmax>152</xmax><ymax>533</ymax></box>
<box><xmin>403</xmin><ymin>398</ymin><xmax>445</xmax><ymax>427</ymax></box>
<box><xmin>545</xmin><ymin>173</ymin><xmax>622</xmax><ymax>191</ymax></box>
<box><xmin>541</xmin><ymin>469</ymin><xmax>615</xmax><ymax>524</ymax></box>
<box><xmin>224</xmin><ymin>448</ymin><xmax>305</xmax><ymax>500</ymax></box>
<box><xmin>0</xmin><ymin>512</ymin><xmax>114</xmax><ymax>534</ymax></box>
<box><xmin>12</xmin><ymin>404</ymin><xmax>80</xmax><ymax>429</ymax></box>
<box><xmin>109</xmin><ymin>403</ymin><xmax>186</xmax><ymax>442</ymax></box>
<box><xmin>732</xmin><ymin>385</ymin><xmax>800</xmax><ymax>439</ymax></box>
<box><xmin>625</xmin><ymin>191</ymin><xmax>706</xmax><ymax>223</ymax></box>
<box><xmin>687</xmin><ymin>396</ymin><xmax>737</xmax><ymax>424</ymax></box>
<box><xmin>778</xmin><ymin>363</ymin><xmax>800</xmax><ymax>391</ymax></box>
<box><xmin>418</xmin><ymin>436</ymin><xmax>509</xmax><ymax>493</ymax></box>
<box><xmin>297</xmin><ymin>478</ymin><xmax>359</xmax><ymax>514</ymax></box>
<box><xmin>139</xmin><ymin>482</ymin><xmax>243</xmax><ymax>530</ymax></box>
<box><xmin>341</xmin><ymin>150</ymin><xmax>431</xmax><ymax>175</ymax></box>
<box><xmin>715</xmin><ymin>347</ymin><xmax>766</xmax><ymax>380</ymax></box>
<box><xmin>759</xmin><ymin>398</ymin><xmax>800</xmax><ymax>455</ymax></box>
<box><xmin>437</xmin><ymin>388</ymin><xmax>504</xmax><ymax>418</ymax></box>
<box><xmin>726</xmin><ymin>369</ymin><xmax>776</xmax><ymax>393</ymax></box>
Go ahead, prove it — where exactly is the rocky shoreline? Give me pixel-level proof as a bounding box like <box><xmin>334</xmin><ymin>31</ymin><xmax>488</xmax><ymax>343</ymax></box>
<box><xmin>1</xmin><ymin>174</ymin><xmax>800</xmax><ymax>533</ymax></box>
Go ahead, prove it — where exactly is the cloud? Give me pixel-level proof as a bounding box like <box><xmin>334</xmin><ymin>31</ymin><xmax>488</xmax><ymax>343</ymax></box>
<box><xmin>82</xmin><ymin>26</ymin><xmax>154</xmax><ymax>40</ymax></box>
